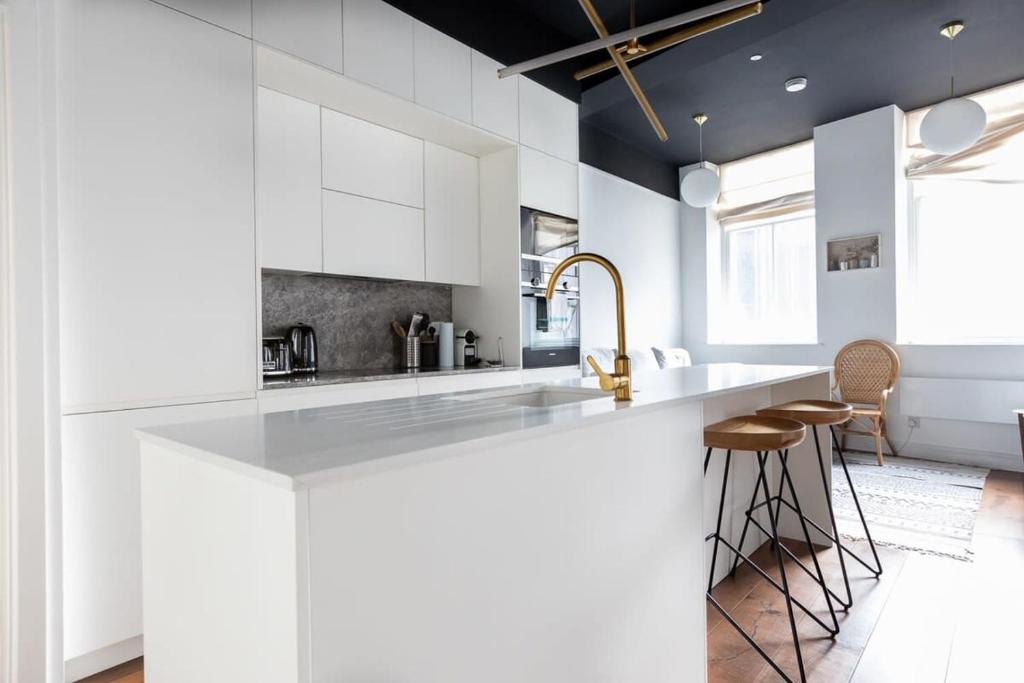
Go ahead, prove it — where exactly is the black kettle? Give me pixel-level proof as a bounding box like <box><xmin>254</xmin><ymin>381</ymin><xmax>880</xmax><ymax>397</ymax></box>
<box><xmin>287</xmin><ymin>323</ymin><xmax>318</xmax><ymax>374</ymax></box>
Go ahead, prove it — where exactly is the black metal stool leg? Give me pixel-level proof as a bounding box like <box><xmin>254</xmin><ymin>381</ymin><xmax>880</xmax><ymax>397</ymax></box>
<box><xmin>813</xmin><ymin>425</ymin><xmax>854</xmax><ymax>608</ymax></box>
<box><xmin>831</xmin><ymin>426</ymin><xmax>883</xmax><ymax>576</ymax></box>
<box><xmin>730</xmin><ymin>460</ymin><xmax>765</xmax><ymax>577</ymax></box>
<box><xmin>707</xmin><ymin>449</ymin><xmax>732</xmax><ymax>594</ymax></box>
<box><xmin>777</xmin><ymin>449</ymin><xmax>839</xmax><ymax>636</ymax></box>
<box><xmin>757</xmin><ymin>451</ymin><xmax>807</xmax><ymax>682</ymax></box>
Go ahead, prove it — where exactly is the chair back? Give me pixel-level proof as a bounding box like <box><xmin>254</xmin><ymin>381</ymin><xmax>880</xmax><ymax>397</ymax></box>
<box><xmin>833</xmin><ymin>339</ymin><xmax>900</xmax><ymax>406</ymax></box>
<box><xmin>651</xmin><ymin>347</ymin><xmax>692</xmax><ymax>369</ymax></box>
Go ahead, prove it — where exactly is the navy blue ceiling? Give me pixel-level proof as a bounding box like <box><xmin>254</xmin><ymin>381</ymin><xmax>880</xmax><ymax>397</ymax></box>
<box><xmin>388</xmin><ymin>0</ymin><xmax>1024</xmax><ymax>192</ymax></box>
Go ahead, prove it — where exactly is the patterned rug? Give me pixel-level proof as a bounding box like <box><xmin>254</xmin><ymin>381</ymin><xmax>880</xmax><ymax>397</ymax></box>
<box><xmin>832</xmin><ymin>452</ymin><xmax>989</xmax><ymax>561</ymax></box>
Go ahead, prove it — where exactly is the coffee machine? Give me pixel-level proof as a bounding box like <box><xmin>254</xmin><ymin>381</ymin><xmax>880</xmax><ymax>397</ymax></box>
<box><xmin>454</xmin><ymin>328</ymin><xmax>478</xmax><ymax>367</ymax></box>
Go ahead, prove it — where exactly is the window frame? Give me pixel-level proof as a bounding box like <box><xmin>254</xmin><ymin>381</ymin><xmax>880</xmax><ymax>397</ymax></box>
<box><xmin>707</xmin><ymin>210</ymin><xmax>819</xmax><ymax>346</ymax></box>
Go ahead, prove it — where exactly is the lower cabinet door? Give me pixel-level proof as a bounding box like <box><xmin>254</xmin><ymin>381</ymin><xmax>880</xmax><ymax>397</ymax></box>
<box><xmin>62</xmin><ymin>399</ymin><xmax>256</xmax><ymax>674</ymax></box>
<box><xmin>322</xmin><ymin>190</ymin><xmax>425</xmax><ymax>281</ymax></box>
<box><xmin>416</xmin><ymin>370</ymin><xmax>523</xmax><ymax>396</ymax></box>
<box><xmin>520</xmin><ymin>366</ymin><xmax>582</xmax><ymax>384</ymax></box>
<box><xmin>257</xmin><ymin>380</ymin><xmax>418</xmax><ymax>413</ymax></box>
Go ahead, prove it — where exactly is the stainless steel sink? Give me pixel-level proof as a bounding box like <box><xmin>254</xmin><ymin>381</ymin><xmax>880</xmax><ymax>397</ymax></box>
<box><xmin>446</xmin><ymin>386</ymin><xmax>610</xmax><ymax>408</ymax></box>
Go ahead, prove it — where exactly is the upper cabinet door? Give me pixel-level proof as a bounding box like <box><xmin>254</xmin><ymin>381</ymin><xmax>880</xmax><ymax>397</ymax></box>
<box><xmin>322</xmin><ymin>190</ymin><xmax>425</xmax><ymax>281</ymax></box>
<box><xmin>520</xmin><ymin>146</ymin><xmax>579</xmax><ymax>220</ymax></box>
<box><xmin>158</xmin><ymin>0</ymin><xmax>253</xmax><ymax>36</ymax></box>
<box><xmin>425</xmin><ymin>143</ymin><xmax>480</xmax><ymax>286</ymax></box>
<box><xmin>257</xmin><ymin>88</ymin><xmax>323</xmax><ymax>273</ymax></box>
<box><xmin>471</xmin><ymin>51</ymin><xmax>519</xmax><ymax>141</ymax></box>
<box><xmin>58</xmin><ymin>0</ymin><xmax>257</xmax><ymax>412</ymax></box>
<box><xmin>321</xmin><ymin>108</ymin><xmax>424</xmax><ymax>208</ymax></box>
<box><xmin>413</xmin><ymin>21</ymin><xmax>471</xmax><ymax>123</ymax></box>
<box><xmin>518</xmin><ymin>78</ymin><xmax>579</xmax><ymax>163</ymax></box>
<box><xmin>343</xmin><ymin>0</ymin><xmax>414</xmax><ymax>100</ymax></box>
<box><xmin>253</xmin><ymin>0</ymin><xmax>343</xmax><ymax>73</ymax></box>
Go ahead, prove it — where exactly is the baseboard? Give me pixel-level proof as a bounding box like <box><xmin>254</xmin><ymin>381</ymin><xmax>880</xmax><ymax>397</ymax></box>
<box><xmin>65</xmin><ymin>635</ymin><xmax>143</xmax><ymax>682</ymax></box>
<box><xmin>844</xmin><ymin>435</ymin><xmax>1023</xmax><ymax>473</ymax></box>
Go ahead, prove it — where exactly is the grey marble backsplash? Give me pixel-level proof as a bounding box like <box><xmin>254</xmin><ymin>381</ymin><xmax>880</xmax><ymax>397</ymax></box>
<box><xmin>262</xmin><ymin>272</ymin><xmax>452</xmax><ymax>371</ymax></box>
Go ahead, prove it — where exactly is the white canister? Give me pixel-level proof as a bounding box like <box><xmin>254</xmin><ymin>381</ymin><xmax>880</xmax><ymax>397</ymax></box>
<box><xmin>438</xmin><ymin>322</ymin><xmax>455</xmax><ymax>369</ymax></box>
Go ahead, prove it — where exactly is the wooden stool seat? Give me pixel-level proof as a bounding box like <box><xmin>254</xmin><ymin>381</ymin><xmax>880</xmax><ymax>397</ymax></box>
<box><xmin>757</xmin><ymin>400</ymin><xmax>853</xmax><ymax>426</ymax></box>
<box><xmin>704</xmin><ymin>415</ymin><xmax>806</xmax><ymax>452</ymax></box>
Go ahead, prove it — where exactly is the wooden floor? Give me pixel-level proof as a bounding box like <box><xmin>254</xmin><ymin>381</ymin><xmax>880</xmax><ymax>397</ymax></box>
<box><xmin>80</xmin><ymin>470</ymin><xmax>1023</xmax><ymax>683</ymax></box>
<box><xmin>77</xmin><ymin>657</ymin><xmax>143</xmax><ymax>683</ymax></box>
<box><xmin>708</xmin><ymin>469</ymin><xmax>1024</xmax><ymax>682</ymax></box>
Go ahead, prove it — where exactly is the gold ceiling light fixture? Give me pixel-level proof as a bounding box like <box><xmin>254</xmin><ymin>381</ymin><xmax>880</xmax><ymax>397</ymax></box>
<box><xmin>920</xmin><ymin>19</ymin><xmax>987</xmax><ymax>155</ymax></box>
<box><xmin>497</xmin><ymin>0</ymin><xmax>767</xmax><ymax>143</ymax></box>
<box><xmin>577</xmin><ymin>0</ymin><xmax>668</xmax><ymax>141</ymax></box>
<box><xmin>575</xmin><ymin>2</ymin><xmax>763</xmax><ymax>81</ymax></box>
<box><xmin>680</xmin><ymin>113</ymin><xmax>721</xmax><ymax>208</ymax></box>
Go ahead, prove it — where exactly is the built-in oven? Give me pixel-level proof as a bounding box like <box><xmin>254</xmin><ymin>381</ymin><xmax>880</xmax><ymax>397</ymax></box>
<box><xmin>520</xmin><ymin>207</ymin><xmax>580</xmax><ymax>369</ymax></box>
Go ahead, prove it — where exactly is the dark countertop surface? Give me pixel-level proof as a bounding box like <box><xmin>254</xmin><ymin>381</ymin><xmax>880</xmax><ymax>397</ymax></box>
<box><xmin>261</xmin><ymin>365</ymin><xmax>521</xmax><ymax>391</ymax></box>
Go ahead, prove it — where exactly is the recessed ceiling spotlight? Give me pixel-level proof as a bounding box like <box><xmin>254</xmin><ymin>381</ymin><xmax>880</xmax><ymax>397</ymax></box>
<box><xmin>749</xmin><ymin>53</ymin><xmax>763</xmax><ymax>61</ymax></box>
<box><xmin>785</xmin><ymin>76</ymin><xmax>808</xmax><ymax>92</ymax></box>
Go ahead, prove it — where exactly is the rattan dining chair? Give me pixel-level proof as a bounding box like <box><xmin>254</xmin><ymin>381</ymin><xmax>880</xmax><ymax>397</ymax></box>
<box><xmin>833</xmin><ymin>339</ymin><xmax>901</xmax><ymax>466</ymax></box>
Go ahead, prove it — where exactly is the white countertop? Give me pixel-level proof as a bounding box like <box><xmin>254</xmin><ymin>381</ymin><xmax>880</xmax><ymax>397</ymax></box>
<box><xmin>136</xmin><ymin>363</ymin><xmax>830</xmax><ymax>490</ymax></box>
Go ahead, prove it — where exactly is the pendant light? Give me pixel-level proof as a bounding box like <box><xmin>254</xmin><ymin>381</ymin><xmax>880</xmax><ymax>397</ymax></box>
<box><xmin>680</xmin><ymin>113</ymin><xmax>720</xmax><ymax>208</ymax></box>
<box><xmin>920</xmin><ymin>21</ymin><xmax>986</xmax><ymax>155</ymax></box>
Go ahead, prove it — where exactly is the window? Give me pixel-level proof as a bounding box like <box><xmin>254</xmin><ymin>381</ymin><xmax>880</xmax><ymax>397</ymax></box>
<box><xmin>707</xmin><ymin>142</ymin><xmax>818</xmax><ymax>344</ymax></box>
<box><xmin>900</xmin><ymin>80</ymin><xmax>1024</xmax><ymax>344</ymax></box>
<box><xmin>902</xmin><ymin>181</ymin><xmax>1024</xmax><ymax>343</ymax></box>
<box><xmin>716</xmin><ymin>215</ymin><xmax>817</xmax><ymax>344</ymax></box>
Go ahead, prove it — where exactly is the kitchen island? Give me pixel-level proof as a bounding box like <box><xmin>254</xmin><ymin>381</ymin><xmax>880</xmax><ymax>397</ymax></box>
<box><xmin>137</xmin><ymin>363</ymin><xmax>833</xmax><ymax>683</ymax></box>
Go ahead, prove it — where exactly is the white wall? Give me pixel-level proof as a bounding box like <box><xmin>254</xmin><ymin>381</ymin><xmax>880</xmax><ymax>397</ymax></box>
<box><xmin>680</xmin><ymin>105</ymin><xmax>1024</xmax><ymax>472</ymax></box>
<box><xmin>579</xmin><ymin>164</ymin><xmax>683</xmax><ymax>360</ymax></box>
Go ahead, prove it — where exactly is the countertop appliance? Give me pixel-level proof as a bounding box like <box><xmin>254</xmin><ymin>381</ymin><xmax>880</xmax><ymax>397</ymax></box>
<box><xmin>262</xmin><ymin>337</ymin><xmax>293</xmax><ymax>377</ymax></box>
<box><xmin>287</xmin><ymin>323</ymin><xmax>318</xmax><ymax>374</ymax></box>
<box><xmin>520</xmin><ymin>207</ymin><xmax>580</xmax><ymax>369</ymax></box>
<box><xmin>455</xmin><ymin>328</ymin><xmax>479</xmax><ymax>367</ymax></box>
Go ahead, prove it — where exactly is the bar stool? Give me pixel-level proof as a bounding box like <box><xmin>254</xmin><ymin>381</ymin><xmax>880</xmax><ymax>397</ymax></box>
<box><xmin>745</xmin><ymin>400</ymin><xmax>883</xmax><ymax>612</ymax></box>
<box><xmin>704</xmin><ymin>415</ymin><xmax>838</xmax><ymax>683</ymax></box>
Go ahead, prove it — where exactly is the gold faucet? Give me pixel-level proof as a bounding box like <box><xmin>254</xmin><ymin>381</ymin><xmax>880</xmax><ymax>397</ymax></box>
<box><xmin>545</xmin><ymin>253</ymin><xmax>632</xmax><ymax>401</ymax></box>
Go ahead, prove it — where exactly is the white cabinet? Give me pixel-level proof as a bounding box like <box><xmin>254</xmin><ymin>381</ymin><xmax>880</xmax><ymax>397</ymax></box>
<box><xmin>58</xmin><ymin>0</ymin><xmax>257</xmax><ymax>413</ymax></box>
<box><xmin>413</xmin><ymin>21</ymin><xmax>472</xmax><ymax>123</ymax></box>
<box><xmin>158</xmin><ymin>0</ymin><xmax>253</xmax><ymax>36</ymax></box>
<box><xmin>321</xmin><ymin>108</ymin><xmax>424</xmax><ymax>208</ymax></box>
<box><xmin>518</xmin><ymin>77</ymin><xmax>579</xmax><ymax>163</ymax></box>
<box><xmin>471</xmin><ymin>51</ymin><xmax>519</xmax><ymax>141</ymax></box>
<box><xmin>519</xmin><ymin>146</ymin><xmax>579</xmax><ymax>219</ymax></box>
<box><xmin>521</xmin><ymin>366</ymin><xmax>582</xmax><ymax>384</ymax></box>
<box><xmin>62</xmin><ymin>399</ymin><xmax>257</xmax><ymax>665</ymax></box>
<box><xmin>253</xmin><ymin>0</ymin><xmax>343</xmax><ymax>73</ymax></box>
<box><xmin>258</xmin><ymin>380</ymin><xmax>418</xmax><ymax>413</ymax></box>
<box><xmin>424</xmin><ymin>143</ymin><xmax>480</xmax><ymax>286</ymax></box>
<box><xmin>323</xmin><ymin>190</ymin><xmax>425</xmax><ymax>281</ymax></box>
<box><xmin>416</xmin><ymin>370</ymin><xmax>524</xmax><ymax>396</ymax></box>
<box><xmin>343</xmin><ymin>0</ymin><xmax>414</xmax><ymax>99</ymax></box>
<box><xmin>257</xmin><ymin>88</ymin><xmax>323</xmax><ymax>272</ymax></box>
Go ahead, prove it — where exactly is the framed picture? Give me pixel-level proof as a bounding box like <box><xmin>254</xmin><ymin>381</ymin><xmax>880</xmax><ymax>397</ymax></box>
<box><xmin>827</xmin><ymin>234</ymin><xmax>880</xmax><ymax>272</ymax></box>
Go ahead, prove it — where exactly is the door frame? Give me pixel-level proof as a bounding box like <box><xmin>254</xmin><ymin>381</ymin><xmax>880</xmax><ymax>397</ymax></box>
<box><xmin>1</xmin><ymin>1</ymin><xmax>63</xmax><ymax>681</ymax></box>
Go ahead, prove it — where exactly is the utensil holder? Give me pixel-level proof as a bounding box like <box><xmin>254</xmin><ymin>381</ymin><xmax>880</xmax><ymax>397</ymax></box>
<box><xmin>421</xmin><ymin>338</ymin><xmax>438</xmax><ymax>368</ymax></box>
<box><xmin>402</xmin><ymin>336</ymin><xmax>422</xmax><ymax>369</ymax></box>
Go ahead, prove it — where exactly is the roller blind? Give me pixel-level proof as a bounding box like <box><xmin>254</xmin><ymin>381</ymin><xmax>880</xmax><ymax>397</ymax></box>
<box><xmin>715</xmin><ymin>140</ymin><xmax>814</xmax><ymax>226</ymax></box>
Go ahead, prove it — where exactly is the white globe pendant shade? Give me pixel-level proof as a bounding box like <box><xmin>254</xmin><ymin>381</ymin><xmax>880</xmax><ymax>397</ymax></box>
<box><xmin>920</xmin><ymin>97</ymin><xmax>986</xmax><ymax>155</ymax></box>
<box><xmin>681</xmin><ymin>163</ymin><xmax>720</xmax><ymax>208</ymax></box>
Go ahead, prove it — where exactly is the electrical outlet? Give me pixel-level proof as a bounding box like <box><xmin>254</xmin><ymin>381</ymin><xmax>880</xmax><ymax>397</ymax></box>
<box><xmin>907</xmin><ymin>416</ymin><xmax>920</xmax><ymax>429</ymax></box>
